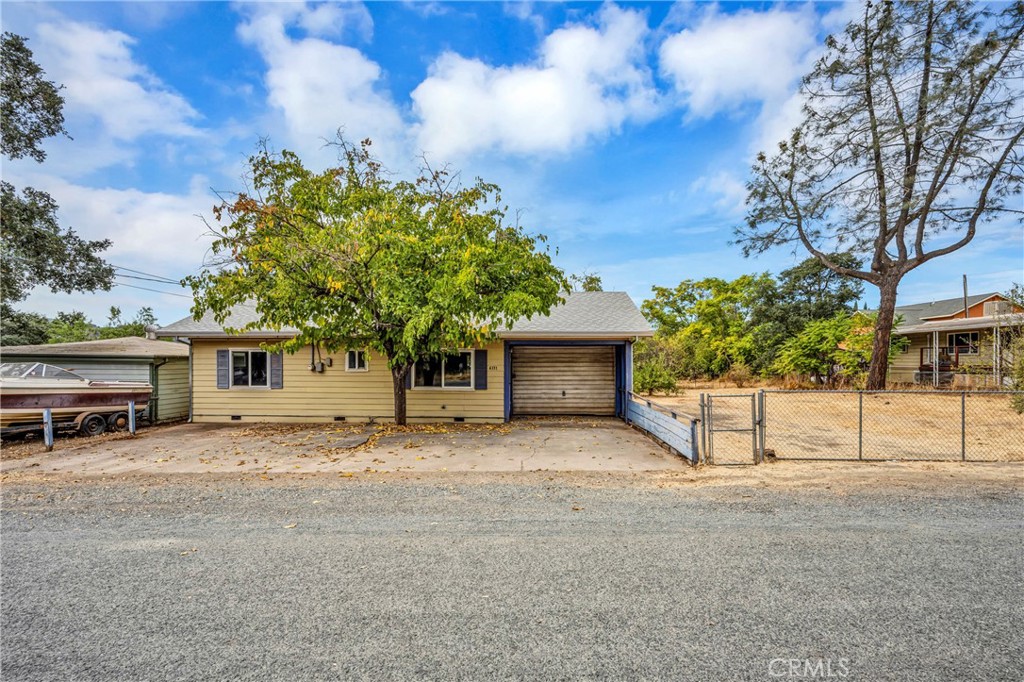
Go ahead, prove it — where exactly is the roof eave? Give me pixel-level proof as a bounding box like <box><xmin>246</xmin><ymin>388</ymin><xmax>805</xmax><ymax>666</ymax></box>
<box><xmin>498</xmin><ymin>330</ymin><xmax>654</xmax><ymax>339</ymax></box>
<box><xmin>163</xmin><ymin>330</ymin><xmax>298</xmax><ymax>339</ymax></box>
<box><xmin>896</xmin><ymin>314</ymin><xmax>1024</xmax><ymax>335</ymax></box>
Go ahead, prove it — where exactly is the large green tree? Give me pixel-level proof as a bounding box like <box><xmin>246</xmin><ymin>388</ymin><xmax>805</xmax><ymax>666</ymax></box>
<box><xmin>748</xmin><ymin>253</ymin><xmax>863</xmax><ymax>372</ymax></box>
<box><xmin>641</xmin><ymin>275</ymin><xmax>770</xmax><ymax>377</ymax></box>
<box><xmin>0</xmin><ymin>32</ymin><xmax>114</xmax><ymax>305</ymax></box>
<box><xmin>187</xmin><ymin>139</ymin><xmax>566</xmax><ymax>424</ymax></box>
<box><xmin>737</xmin><ymin>1</ymin><xmax>1024</xmax><ymax>390</ymax></box>
<box><xmin>0</xmin><ymin>302</ymin><xmax>49</xmax><ymax>345</ymax></box>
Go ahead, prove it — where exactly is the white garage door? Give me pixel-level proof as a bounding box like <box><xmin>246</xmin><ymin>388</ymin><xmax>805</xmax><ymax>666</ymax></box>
<box><xmin>512</xmin><ymin>346</ymin><xmax>616</xmax><ymax>416</ymax></box>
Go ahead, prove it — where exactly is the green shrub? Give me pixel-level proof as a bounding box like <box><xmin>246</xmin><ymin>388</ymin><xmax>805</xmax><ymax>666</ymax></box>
<box><xmin>725</xmin><ymin>362</ymin><xmax>754</xmax><ymax>388</ymax></box>
<box><xmin>634</xmin><ymin>358</ymin><xmax>678</xmax><ymax>395</ymax></box>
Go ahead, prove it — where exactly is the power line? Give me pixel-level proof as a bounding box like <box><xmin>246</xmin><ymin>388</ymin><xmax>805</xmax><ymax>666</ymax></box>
<box><xmin>113</xmin><ymin>282</ymin><xmax>193</xmax><ymax>299</ymax></box>
<box><xmin>115</xmin><ymin>273</ymin><xmax>187</xmax><ymax>286</ymax></box>
<box><xmin>112</xmin><ymin>265</ymin><xmax>183</xmax><ymax>284</ymax></box>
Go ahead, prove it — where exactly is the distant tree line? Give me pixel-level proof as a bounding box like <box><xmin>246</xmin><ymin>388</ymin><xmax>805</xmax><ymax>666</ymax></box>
<box><xmin>1</xmin><ymin>306</ymin><xmax>157</xmax><ymax>346</ymax></box>
<box><xmin>633</xmin><ymin>253</ymin><xmax>909</xmax><ymax>393</ymax></box>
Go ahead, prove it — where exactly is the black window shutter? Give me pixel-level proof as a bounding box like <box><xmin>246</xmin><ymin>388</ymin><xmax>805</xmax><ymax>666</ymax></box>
<box><xmin>216</xmin><ymin>350</ymin><xmax>229</xmax><ymax>389</ymax></box>
<box><xmin>270</xmin><ymin>351</ymin><xmax>284</xmax><ymax>389</ymax></box>
<box><xmin>474</xmin><ymin>349</ymin><xmax>487</xmax><ymax>390</ymax></box>
<box><xmin>405</xmin><ymin>367</ymin><xmax>413</xmax><ymax>389</ymax></box>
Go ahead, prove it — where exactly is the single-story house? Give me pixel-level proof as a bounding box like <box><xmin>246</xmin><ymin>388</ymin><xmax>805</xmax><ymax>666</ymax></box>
<box><xmin>158</xmin><ymin>291</ymin><xmax>654</xmax><ymax>424</ymax></box>
<box><xmin>889</xmin><ymin>292</ymin><xmax>1023</xmax><ymax>387</ymax></box>
<box><xmin>0</xmin><ymin>335</ymin><xmax>191</xmax><ymax>422</ymax></box>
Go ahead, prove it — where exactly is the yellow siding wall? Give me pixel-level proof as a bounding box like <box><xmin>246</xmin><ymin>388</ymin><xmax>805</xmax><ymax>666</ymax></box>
<box><xmin>155</xmin><ymin>358</ymin><xmax>189</xmax><ymax>422</ymax></box>
<box><xmin>191</xmin><ymin>339</ymin><xmax>505</xmax><ymax>423</ymax></box>
<box><xmin>889</xmin><ymin>331</ymin><xmax>999</xmax><ymax>383</ymax></box>
<box><xmin>889</xmin><ymin>333</ymin><xmax>928</xmax><ymax>383</ymax></box>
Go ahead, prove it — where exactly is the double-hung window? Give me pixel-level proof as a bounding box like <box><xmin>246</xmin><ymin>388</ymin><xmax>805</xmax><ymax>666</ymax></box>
<box><xmin>232</xmin><ymin>350</ymin><xmax>269</xmax><ymax>387</ymax></box>
<box><xmin>413</xmin><ymin>351</ymin><xmax>473</xmax><ymax>389</ymax></box>
<box><xmin>947</xmin><ymin>332</ymin><xmax>979</xmax><ymax>355</ymax></box>
<box><xmin>346</xmin><ymin>350</ymin><xmax>368</xmax><ymax>371</ymax></box>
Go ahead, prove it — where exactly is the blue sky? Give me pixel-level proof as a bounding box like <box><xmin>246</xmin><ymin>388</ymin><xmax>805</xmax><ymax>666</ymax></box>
<box><xmin>3</xmin><ymin>1</ymin><xmax>1021</xmax><ymax>328</ymax></box>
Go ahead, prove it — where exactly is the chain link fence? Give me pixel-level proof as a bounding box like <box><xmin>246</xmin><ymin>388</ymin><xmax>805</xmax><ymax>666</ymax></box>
<box><xmin>760</xmin><ymin>390</ymin><xmax>1023</xmax><ymax>462</ymax></box>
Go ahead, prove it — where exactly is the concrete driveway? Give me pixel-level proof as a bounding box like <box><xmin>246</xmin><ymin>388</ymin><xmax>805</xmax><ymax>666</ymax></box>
<box><xmin>0</xmin><ymin>418</ymin><xmax>686</xmax><ymax>478</ymax></box>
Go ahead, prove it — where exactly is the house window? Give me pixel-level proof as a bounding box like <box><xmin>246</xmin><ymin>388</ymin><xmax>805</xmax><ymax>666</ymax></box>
<box><xmin>346</xmin><ymin>350</ymin><xmax>368</xmax><ymax>372</ymax></box>
<box><xmin>232</xmin><ymin>350</ymin><xmax>269</xmax><ymax>387</ymax></box>
<box><xmin>413</xmin><ymin>351</ymin><xmax>473</xmax><ymax>389</ymax></box>
<box><xmin>947</xmin><ymin>332</ymin><xmax>979</xmax><ymax>355</ymax></box>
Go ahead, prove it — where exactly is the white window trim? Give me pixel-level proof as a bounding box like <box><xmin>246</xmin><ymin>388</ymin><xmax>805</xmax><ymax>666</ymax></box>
<box><xmin>947</xmin><ymin>332</ymin><xmax>980</xmax><ymax>356</ymax></box>
<box><xmin>230</xmin><ymin>348</ymin><xmax>271</xmax><ymax>389</ymax></box>
<box><xmin>346</xmin><ymin>349</ymin><xmax>369</xmax><ymax>372</ymax></box>
<box><xmin>411</xmin><ymin>350</ymin><xmax>474</xmax><ymax>390</ymax></box>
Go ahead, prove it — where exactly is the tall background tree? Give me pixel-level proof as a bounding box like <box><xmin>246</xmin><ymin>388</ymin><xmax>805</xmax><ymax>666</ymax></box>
<box><xmin>1</xmin><ymin>32</ymin><xmax>114</xmax><ymax>343</ymax></box>
<box><xmin>737</xmin><ymin>1</ymin><xmax>1023</xmax><ymax>389</ymax></box>
<box><xmin>568</xmin><ymin>271</ymin><xmax>603</xmax><ymax>292</ymax></box>
<box><xmin>748</xmin><ymin>252</ymin><xmax>863</xmax><ymax>372</ymax></box>
<box><xmin>187</xmin><ymin>139</ymin><xmax>566</xmax><ymax>424</ymax></box>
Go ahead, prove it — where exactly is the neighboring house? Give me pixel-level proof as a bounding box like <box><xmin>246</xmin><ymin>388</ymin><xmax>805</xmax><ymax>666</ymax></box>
<box><xmin>0</xmin><ymin>336</ymin><xmax>191</xmax><ymax>423</ymax></box>
<box><xmin>890</xmin><ymin>292</ymin><xmax>1023</xmax><ymax>387</ymax></box>
<box><xmin>158</xmin><ymin>291</ymin><xmax>654</xmax><ymax>424</ymax></box>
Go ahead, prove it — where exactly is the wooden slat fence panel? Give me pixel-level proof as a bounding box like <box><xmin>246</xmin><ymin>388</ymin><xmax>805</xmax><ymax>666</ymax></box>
<box><xmin>625</xmin><ymin>393</ymin><xmax>698</xmax><ymax>463</ymax></box>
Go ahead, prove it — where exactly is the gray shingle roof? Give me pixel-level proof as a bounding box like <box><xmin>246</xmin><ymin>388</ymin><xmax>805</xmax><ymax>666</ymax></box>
<box><xmin>0</xmin><ymin>337</ymin><xmax>190</xmax><ymax>358</ymax></box>
<box><xmin>159</xmin><ymin>305</ymin><xmax>298</xmax><ymax>337</ymax></box>
<box><xmin>159</xmin><ymin>292</ymin><xmax>652</xmax><ymax>339</ymax></box>
<box><xmin>894</xmin><ymin>292</ymin><xmax>1001</xmax><ymax>327</ymax></box>
<box><xmin>498</xmin><ymin>292</ymin><xmax>653</xmax><ymax>337</ymax></box>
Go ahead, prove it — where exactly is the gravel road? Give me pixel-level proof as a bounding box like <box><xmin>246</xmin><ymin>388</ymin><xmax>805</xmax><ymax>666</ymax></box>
<box><xmin>2</xmin><ymin>473</ymin><xmax>1022</xmax><ymax>681</ymax></box>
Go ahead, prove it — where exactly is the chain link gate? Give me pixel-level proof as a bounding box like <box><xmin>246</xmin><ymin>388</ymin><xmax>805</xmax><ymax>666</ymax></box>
<box><xmin>700</xmin><ymin>393</ymin><xmax>763</xmax><ymax>464</ymax></box>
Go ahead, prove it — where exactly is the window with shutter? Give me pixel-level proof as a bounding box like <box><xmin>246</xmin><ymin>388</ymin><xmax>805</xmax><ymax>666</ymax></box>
<box><xmin>411</xmin><ymin>351</ymin><xmax>474</xmax><ymax>389</ymax></box>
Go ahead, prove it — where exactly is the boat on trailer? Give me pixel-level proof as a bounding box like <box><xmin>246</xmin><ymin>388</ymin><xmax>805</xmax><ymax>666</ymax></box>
<box><xmin>0</xmin><ymin>362</ymin><xmax>152</xmax><ymax>437</ymax></box>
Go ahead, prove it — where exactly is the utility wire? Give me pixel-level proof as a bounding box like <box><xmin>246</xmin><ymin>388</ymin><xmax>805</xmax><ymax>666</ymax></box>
<box><xmin>112</xmin><ymin>265</ymin><xmax>183</xmax><ymax>284</ymax></box>
<box><xmin>115</xmin><ymin>273</ymin><xmax>188</xmax><ymax>286</ymax></box>
<box><xmin>114</xmin><ymin>282</ymin><xmax>193</xmax><ymax>299</ymax></box>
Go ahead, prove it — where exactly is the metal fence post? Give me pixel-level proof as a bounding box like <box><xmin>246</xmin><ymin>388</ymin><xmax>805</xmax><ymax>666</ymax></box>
<box><xmin>750</xmin><ymin>394</ymin><xmax>758</xmax><ymax>464</ymax></box>
<box><xmin>42</xmin><ymin>408</ymin><xmax>54</xmax><ymax>452</ymax></box>
<box><xmin>858</xmin><ymin>392</ymin><xmax>864</xmax><ymax>461</ymax></box>
<box><xmin>961</xmin><ymin>391</ymin><xmax>966</xmax><ymax>462</ymax></box>
<box><xmin>758</xmin><ymin>389</ymin><xmax>766</xmax><ymax>463</ymax></box>
<box><xmin>128</xmin><ymin>400</ymin><xmax>137</xmax><ymax>435</ymax></box>
<box><xmin>699</xmin><ymin>393</ymin><xmax>707</xmax><ymax>463</ymax></box>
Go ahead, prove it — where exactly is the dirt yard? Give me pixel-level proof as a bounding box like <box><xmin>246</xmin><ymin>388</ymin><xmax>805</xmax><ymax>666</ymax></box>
<box><xmin>2</xmin><ymin>418</ymin><xmax>1021</xmax><ymax>495</ymax></box>
<box><xmin>0</xmin><ymin>419</ymin><xmax>684</xmax><ymax>481</ymax></box>
<box><xmin>636</xmin><ymin>387</ymin><xmax>1024</xmax><ymax>462</ymax></box>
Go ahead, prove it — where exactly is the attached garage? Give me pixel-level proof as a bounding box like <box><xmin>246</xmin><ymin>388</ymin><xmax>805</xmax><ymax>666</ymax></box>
<box><xmin>511</xmin><ymin>346</ymin><xmax>616</xmax><ymax>416</ymax></box>
<box><xmin>160</xmin><ymin>291</ymin><xmax>654</xmax><ymax>424</ymax></box>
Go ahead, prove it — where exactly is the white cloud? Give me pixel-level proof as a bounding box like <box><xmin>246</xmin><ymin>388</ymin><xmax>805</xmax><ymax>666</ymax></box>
<box><xmin>236</xmin><ymin>2</ymin><xmax>405</xmax><ymax>166</ymax></box>
<box><xmin>14</xmin><ymin>172</ymin><xmax>214</xmax><ymax>322</ymax></box>
<box><xmin>689</xmin><ymin>170</ymin><xmax>748</xmax><ymax>214</ymax></box>
<box><xmin>751</xmin><ymin>89</ymin><xmax>807</xmax><ymax>156</ymax></box>
<box><xmin>35</xmin><ymin>20</ymin><xmax>200</xmax><ymax>141</ymax></box>
<box><xmin>411</xmin><ymin>4</ymin><xmax>658</xmax><ymax>159</ymax></box>
<box><xmin>20</xmin><ymin>171</ymin><xmax>214</xmax><ymax>273</ymax></box>
<box><xmin>659</xmin><ymin>6</ymin><xmax>818</xmax><ymax>118</ymax></box>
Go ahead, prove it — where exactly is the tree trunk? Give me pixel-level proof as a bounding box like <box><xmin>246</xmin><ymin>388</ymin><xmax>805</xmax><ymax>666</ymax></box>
<box><xmin>391</xmin><ymin>364</ymin><xmax>410</xmax><ymax>426</ymax></box>
<box><xmin>866</xmin><ymin>279</ymin><xmax>899</xmax><ymax>390</ymax></box>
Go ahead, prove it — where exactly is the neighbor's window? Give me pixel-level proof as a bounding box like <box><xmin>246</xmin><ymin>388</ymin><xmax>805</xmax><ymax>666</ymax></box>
<box><xmin>413</xmin><ymin>351</ymin><xmax>472</xmax><ymax>389</ymax></box>
<box><xmin>232</xmin><ymin>350</ymin><xmax>269</xmax><ymax>387</ymax></box>
<box><xmin>947</xmin><ymin>332</ymin><xmax>979</xmax><ymax>355</ymax></box>
<box><xmin>346</xmin><ymin>350</ymin><xmax>368</xmax><ymax>371</ymax></box>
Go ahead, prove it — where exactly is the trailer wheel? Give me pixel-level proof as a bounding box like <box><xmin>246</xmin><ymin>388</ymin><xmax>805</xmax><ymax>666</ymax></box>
<box><xmin>107</xmin><ymin>412</ymin><xmax>130</xmax><ymax>431</ymax></box>
<box><xmin>80</xmin><ymin>414</ymin><xmax>107</xmax><ymax>437</ymax></box>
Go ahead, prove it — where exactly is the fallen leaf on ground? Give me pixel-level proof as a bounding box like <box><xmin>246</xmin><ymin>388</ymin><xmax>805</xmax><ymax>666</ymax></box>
<box><xmin>283</xmin><ymin>523</ymin><xmax>297</xmax><ymax>529</ymax></box>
